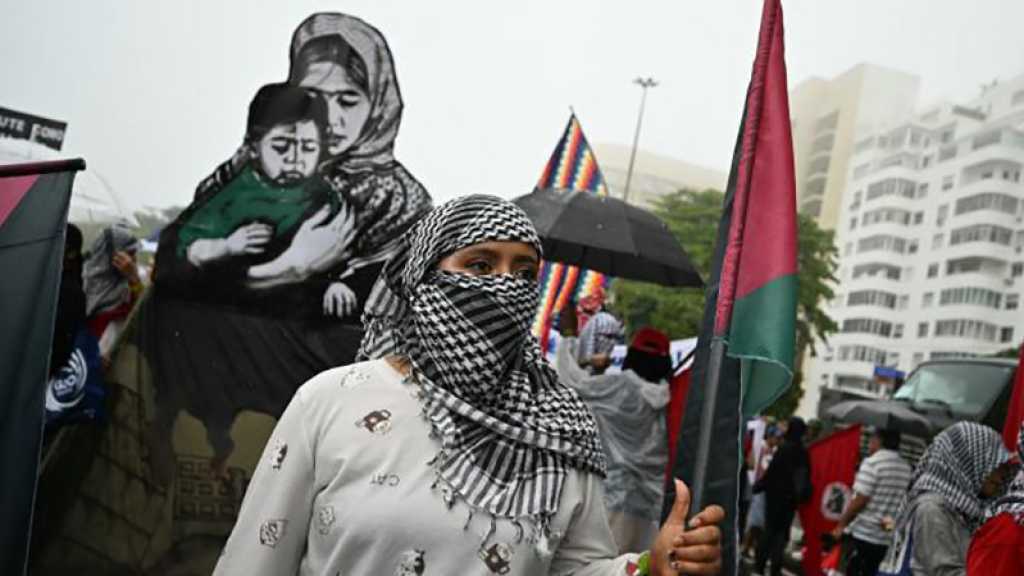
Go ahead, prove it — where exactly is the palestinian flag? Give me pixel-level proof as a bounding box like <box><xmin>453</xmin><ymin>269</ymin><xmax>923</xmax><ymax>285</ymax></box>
<box><xmin>0</xmin><ymin>159</ymin><xmax>83</xmax><ymax>576</ymax></box>
<box><xmin>532</xmin><ymin>114</ymin><xmax>610</xmax><ymax>352</ymax></box>
<box><xmin>668</xmin><ymin>2</ymin><xmax>796</xmax><ymax>574</ymax></box>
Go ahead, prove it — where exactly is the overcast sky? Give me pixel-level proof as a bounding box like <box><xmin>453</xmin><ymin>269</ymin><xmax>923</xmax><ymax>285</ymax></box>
<box><xmin>3</xmin><ymin>0</ymin><xmax>1023</xmax><ymax>213</ymax></box>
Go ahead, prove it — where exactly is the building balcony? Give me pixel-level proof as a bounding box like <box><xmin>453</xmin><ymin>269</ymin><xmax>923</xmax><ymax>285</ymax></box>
<box><xmin>955</xmin><ymin>176</ymin><xmax>1021</xmax><ymax>197</ymax></box>
<box><xmin>948</xmin><ymin>208</ymin><xmax>1020</xmax><ymax>231</ymax></box>
<box><xmin>929</xmin><ymin>270</ymin><xmax>1013</xmax><ymax>293</ymax></box>
<box><xmin>941</xmin><ymin>242</ymin><xmax>1015</xmax><ymax>266</ymax></box>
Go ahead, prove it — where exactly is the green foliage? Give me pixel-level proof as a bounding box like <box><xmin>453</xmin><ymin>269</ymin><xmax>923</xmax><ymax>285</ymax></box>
<box><xmin>611</xmin><ymin>189</ymin><xmax>839</xmax><ymax>419</ymax></box>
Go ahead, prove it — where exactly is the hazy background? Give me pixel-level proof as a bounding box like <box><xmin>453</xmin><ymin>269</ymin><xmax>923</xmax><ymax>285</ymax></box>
<box><xmin>3</xmin><ymin>0</ymin><xmax>1023</xmax><ymax>212</ymax></box>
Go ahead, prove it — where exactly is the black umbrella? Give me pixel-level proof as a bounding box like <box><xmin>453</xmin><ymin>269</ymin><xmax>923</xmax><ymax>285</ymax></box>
<box><xmin>513</xmin><ymin>188</ymin><xmax>703</xmax><ymax>287</ymax></box>
<box><xmin>826</xmin><ymin>399</ymin><xmax>936</xmax><ymax>438</ymax></box>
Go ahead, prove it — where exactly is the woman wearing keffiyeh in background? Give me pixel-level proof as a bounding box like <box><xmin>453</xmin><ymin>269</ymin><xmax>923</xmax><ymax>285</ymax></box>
<box><xmin>879</xmin><ymin>422</ymin><xmax>1015</xmax><ymax>576</ymax></box>
<box><xmin>216</xmin><ymin>195</ymin><xmax>724</xmax><ymax>576</ymax></box>
<box><xmin>966</xmin><ymin>423</ymin><xmax>1024</xmax><ymax>576</ymax></box>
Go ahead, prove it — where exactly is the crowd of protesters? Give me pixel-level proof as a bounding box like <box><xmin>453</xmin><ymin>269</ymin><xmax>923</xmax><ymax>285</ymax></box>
<box><xmin>43</xmin><ymin>214</ymin><xmax>1024</xmax><ymax>576</ymax></box>
<box><xmin>732</xmin><ymin>411</ymin><xmax>1023</xmax><ymax>576</ymax></box>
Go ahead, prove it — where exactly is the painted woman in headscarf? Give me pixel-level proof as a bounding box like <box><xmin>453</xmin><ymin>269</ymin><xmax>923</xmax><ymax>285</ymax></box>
<box><xmin>215</xmin><ymin>196</ymin><xmax>723</xmax><ymax>576</ymax></box>
<box><xmin>880</xmin><ymin>422</ymin><xmax>1015</xmax><ymax>576</ymax></box>
<box><xmin>966</xmin><ymin>423</ymin><xmax>1024</xmax><ymax>576</ymax></box>
<box><xmin>190</xmin><ymin>12</ymin><xmax>431</xmax><ymax>320</ymax></box>
<box><xmin>555</xmin><ymin>309</ymin><xmax>674</xmax><ymax>554</ymax></box>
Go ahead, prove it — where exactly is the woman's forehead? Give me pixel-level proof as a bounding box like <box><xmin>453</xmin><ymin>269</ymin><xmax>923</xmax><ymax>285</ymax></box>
<box><xmin>447</xmin><ymin>241</ymin><xmax>538</xmax><ymax>261</ymax></box>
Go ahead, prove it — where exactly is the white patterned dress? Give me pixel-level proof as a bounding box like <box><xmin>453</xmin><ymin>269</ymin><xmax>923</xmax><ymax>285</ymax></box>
<box><xmin>214</xmin><ymin>360</ymin><xmax>640</xmax><ymax>575</ymax></box>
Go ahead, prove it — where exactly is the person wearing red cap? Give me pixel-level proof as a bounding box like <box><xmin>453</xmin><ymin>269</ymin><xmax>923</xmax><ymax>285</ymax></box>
<box><xmin>557</xmin><ymin>307</ymin><xmax>674</xmax><ymax>554</ymax></box>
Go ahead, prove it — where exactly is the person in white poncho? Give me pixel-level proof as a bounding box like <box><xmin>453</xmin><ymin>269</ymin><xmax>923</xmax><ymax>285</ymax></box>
<box><xmin>556</xmin><ymin>305</ymin><xmax>674</xmax><ymax>555</ymax></box>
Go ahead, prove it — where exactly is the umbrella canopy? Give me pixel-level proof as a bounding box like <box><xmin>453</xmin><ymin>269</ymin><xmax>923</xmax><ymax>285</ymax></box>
<box><xmin>826</xmin><ymin>399</ymin><xmax>936</xmax><ymax>438</ymax></box>
<box><xmin>513</xmin><ymin>188</ymin><xmax>703</xmax><ymax>287</ymax></box>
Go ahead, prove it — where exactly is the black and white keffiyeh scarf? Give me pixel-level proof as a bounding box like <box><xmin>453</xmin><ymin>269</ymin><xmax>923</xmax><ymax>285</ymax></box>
<box><xmin>882</xmin><ymin>422</ymin><xmax>1012</xmax><ymax>569</ymax></box>
<box><xmin>359</xmin><ymin>194</ymin><xmax>606</xmax><ymax>529</ymax></box>
<box><xmin>985</xmin><ymin>423</ymin><xmax>1024</xmax><ymax>525</ymax></box>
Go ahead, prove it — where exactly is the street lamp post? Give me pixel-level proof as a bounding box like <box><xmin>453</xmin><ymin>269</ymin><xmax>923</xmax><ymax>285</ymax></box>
<box><xmin>623</xmin><ymin>76</ymin><xmax>658</xmax><ymax>204</ymax></box>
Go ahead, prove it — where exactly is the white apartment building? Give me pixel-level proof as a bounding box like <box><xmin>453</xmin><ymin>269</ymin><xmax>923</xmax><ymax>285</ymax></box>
<box><xmin>803</xmin><ymin>75</ymin><xmax>1024</xmax><ymax>416</ymax></box>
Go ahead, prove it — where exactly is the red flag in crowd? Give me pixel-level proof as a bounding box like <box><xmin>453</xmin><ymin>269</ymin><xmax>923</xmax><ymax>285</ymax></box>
<box><xmin>798</xmin><ymin>425</ymin><xmax>862</xmax><ymax>576</ymax></box>
<box><xmin>1003</xmin><ymin>345</ymin><xmax>1024</xmax><ymax>452</ymax></box>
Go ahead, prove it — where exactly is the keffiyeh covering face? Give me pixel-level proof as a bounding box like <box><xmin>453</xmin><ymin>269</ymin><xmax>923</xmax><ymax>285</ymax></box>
<box><xmin>985</xmin><ymin>423</ymin><xmax>1024</xmax><ymax>524</ymax></box>
<box><xmin>896</xmin><ymin>422</ymin><xmax>1012</xmax><ymax>534</ymax></box>
<box><xmin>359</xmin><ymin>194</ymin><xmax>606</xmax><ymax>524</ymax></box>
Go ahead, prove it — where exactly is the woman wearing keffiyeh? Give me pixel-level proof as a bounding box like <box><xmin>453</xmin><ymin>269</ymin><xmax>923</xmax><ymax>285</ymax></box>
<box><xmin>879</xmin><ymin>422</ymin><xmax>1014</xmax><ymax>576</ymax></box>
<box><xmin>966</xmin><ymin>423</ymin><xmax>1024</xmax><ymax>576</ymax></box>
<box><xmin>216</xmin><ymin>195</ymin><xmax>723</xmax><ymax>576</ymax></box>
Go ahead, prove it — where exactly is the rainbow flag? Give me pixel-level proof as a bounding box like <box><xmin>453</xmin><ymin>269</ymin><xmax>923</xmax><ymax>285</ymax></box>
<box><xmin>532</xmin><ymin>115</ymin><xmax>610</xmax><ymax>352</ymax></box>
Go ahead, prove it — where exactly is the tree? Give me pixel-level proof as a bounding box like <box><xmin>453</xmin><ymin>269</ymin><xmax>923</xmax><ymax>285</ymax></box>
<box><xmin>611</xmin><ymin>189</ymin><xmax>839</xmax><ymax>418</ymax></box>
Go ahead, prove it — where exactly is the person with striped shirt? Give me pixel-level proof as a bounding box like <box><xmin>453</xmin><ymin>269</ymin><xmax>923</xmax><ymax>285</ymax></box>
<box><xmin>831</xmin><ymin>428</ymin><xmax>912</xmax><ymax>576</ymax></box>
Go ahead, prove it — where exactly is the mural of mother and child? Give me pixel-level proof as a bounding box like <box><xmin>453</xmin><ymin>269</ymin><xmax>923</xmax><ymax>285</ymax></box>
<box><xmin>157</xmin><ymin>12</ymin><xmax>432</xmax><ymax>322</ymax></box>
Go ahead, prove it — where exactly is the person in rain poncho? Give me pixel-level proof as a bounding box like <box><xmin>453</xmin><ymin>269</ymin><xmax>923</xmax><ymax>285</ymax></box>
<box><xmin>880</xmin><ymin>422</ymin><xmax>1015</xmax><ymax>576</ymax></box>
<box><xmin>83</xmin><ymin>223</ymin><xmax>142</xmax><ymax>358</ymax></box>
<box><xmin>966</xmin><ymin>422</ymin><xmax>1024</xmax><ymax>576</ymax></box>
<box><xmin>555</xmin><ymin>308</ymin><xmax>673</xmax><ymax>554</ymax></box>
<box><xmin>215</xmin><ymin>195</ymin><xmax>724</xmax><ymax>576</ymax></box>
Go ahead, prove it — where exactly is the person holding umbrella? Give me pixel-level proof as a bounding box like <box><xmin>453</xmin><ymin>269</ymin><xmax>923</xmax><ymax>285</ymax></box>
<box><xmin>831</xmin><ymin>427</ymin><xmax>912</xmax><ymax>576</ymax></box>
<box><xmin>214</xmin><ymin>195</ymin><xmax>724</xmax><ymax>575</ymax></box>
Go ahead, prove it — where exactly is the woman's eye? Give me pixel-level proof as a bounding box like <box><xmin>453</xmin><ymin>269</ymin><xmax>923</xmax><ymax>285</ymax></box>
<box><xmin>515</xmin><ymin>267</ymin><xmax>538</xmax><ymax>281</ymax></box>
<box><xmin>302</xmin><ymin>142</ymin><xmax>319</xmax><ymax>153</ymax></box>
<box><xmin>466</xmin><ymin>260</ymin><xmax>492</xmax><ymax>275</ymax></box>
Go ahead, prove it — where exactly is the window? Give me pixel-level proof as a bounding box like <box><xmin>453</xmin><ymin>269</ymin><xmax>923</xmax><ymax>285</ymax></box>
<box><xmin>858</xmin><ymin>234</ymin><xmax>908</xmax><ymax>254</ymax></box>
<box><xmin>1013</xmin><ymin>263</ymin><xmax>1024</xmax><ymax>278</ymax></box>
<box><xmin>838</xmin><ymin>345</ymin><xmax>888</xmax><ymax>364</ymax></box>
<box><xmin>922</xmin><ymin>292</ymin><xmax>934</xmax><ymax>307</ymax></box>
<box><xmin>850</xmin><ymin>218</ymin><xmax>858</xmax><ymax>231</ymax></box>
<box><xmin>842</xmin><ymin>318</ymin><xmax>894</xmax><ymax>337</ymax></box>
<box><xmin>866</xmin><ymin>178</ymin><xmax>917</xmax><ymax>201</ymax></box>
<box><xmin>917</xmin><ymin>323</ymin><xmax>929</xmax><ymax>338</ymax></box>
<box><xmin>908</xmin><ymin>240</ymin><xmax>919</xmax><ymax>254</ymax></box>
<box><xmin>914</xmin><ymin>212</ymin><xmax>924</xmax><ymax>225</ymax></box>
<box><xmin>927</xmin><ymin>263</ymin><xmax>939</xmax><ymax>278</ymax></box>
<box><xmin>862</xmin><ymin>208</ymin><xmax>912</xmax><ymax>227</ymax></box>
<box><xmin>939</xmin><ymin>287</ymin><xmax>1002</xmax><ymax>308</ymax></box>
<box><xmin>852</xmin><ymin>263</ymin><xmax>901</xmax><ymax>280</ymax></box>
<box><xmin>847</xmin><ymin>290</ymin><xmax>899</xmax><ymax>309</ymax></box>
<box><xmin>954</xmin><ymin>193</ymin><xmax>1019</xmax><ymax>216</ymax></box>
<box><xmin>932</xmin><ymin>234</ymin><xmax>944</xmax><ymax>249</ymax></box>
<box><xmin>893</xmin><ymin>324</ymin><xmax>904</xmax><ymax>339</ymax></box>
<box><xmin>1007</xmin><ymin>294</ymin><xmax>1019</xmax><ymax>310</ymax></box>
<box><xmin>949</xmin><ymin>224</ymin><xmax>1013</xmax><ymax>246</ymax></box>
<box><xmin>921</xmin><ymin>156</ymin><xmax>932</xmax><ymax>168</ymax></box>
<box><xmin>942</xmin><ymin>175</ymin><xmax>955</xmax><ymax>191</ymax></box>
<box><xmin>934</xmin><ymin>319</ymin><xmax>999</xmax><ymax>342</ymax></box>
<box><xmin>898</xmin><ymin>295</ymin><xmax>910</xmax><ymax>309</ymax></box>
<box><xmin>917</xmin><ymin>183</ymin><xmax>929</xmax><ymax>198</ymax></box>
<box><xmin>912</xmin><ymin>352</ymin><xmax>925</xmax><ymax>367</ymax></box>
<box><xmin>1001</xmin><ymin>327</ymin><xmax>1015</xmax><ymax>343</ymax></box>
<box><xmin>937</xmin><ymin>204</ymin><xmax>949</xmax><ymax>227</ymax></box>
<box><xmin>947</xmin><ymin>258</ymin><xmax>987</xmax><ymax>275</ymax></box>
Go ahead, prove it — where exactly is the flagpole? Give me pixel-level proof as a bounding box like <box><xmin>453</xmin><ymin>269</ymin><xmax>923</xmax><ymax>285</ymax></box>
<box><xmin>690</xmin><ymin>337</ymin><xmax>727</xmax><ymax>510</ymax></box>
<box><xmin>623</xmin><ymin>77</ymin><xmax>657</xmax><ymax>204</ymax></box>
